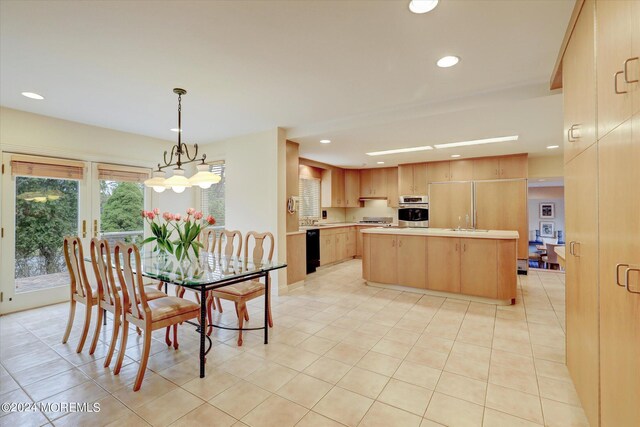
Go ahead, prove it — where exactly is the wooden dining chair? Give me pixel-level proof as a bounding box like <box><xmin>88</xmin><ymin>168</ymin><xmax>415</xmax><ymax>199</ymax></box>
<box><xmin>208</xmin><ymin>231</ymin><xmax>274</xmax><ymax>346</ymax></box>
<box><xmin>88</xmin><ymin>238</ymin><xmax>167</xmax><ymax>366</ymax></box>
<box><xmin>113</xmin><ymin>242</ymin><xmax>200</xmax><ymax>391</ymax></box>
<box><xmin>62</xmin><ymin>236</ymin><xmax>98</xmax><ymax>353</ymax></box>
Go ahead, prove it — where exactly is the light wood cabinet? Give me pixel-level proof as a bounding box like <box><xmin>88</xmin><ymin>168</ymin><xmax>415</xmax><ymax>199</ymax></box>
<box><xmin>321</xmin><ymin>168</ymin><xmax>345</xmax><ymax>208</ymax></box>
<box><xmin>344</xmin><ymin>169</ymin><xmax>361</xmax><ymax>207</ymax></box>
<box><xmin>346</xmin><ymin>227</ymin><xmax>357</xmax><ymax>257</ymax></box>
<box><xmin>386</xmin><ymin>167</ymin><xmax>399</xmax><ymax>208</ymax></box>
<box><xmin>360</xmin><ymin>168</ymin><xmax>387</xmax><ymax>197</ymax></box>
<box><xmin>286</xmin><ymin>233</ymin><xmax>306</xmax><ymax>285</ymax></box>
<box><xmin>320</xmin><ymin>227</ymin><xmax>357</xmax><ymax>265</ymax></box>
<box><xmin>449</xmin><ymin>160</ymin><xmax>473</xmax><ymax>181</ymax></box>
<box><xmin>398</xmin><ymin>163</ymin><xmax>428</xmax><ymax>195</ymax></box>
<box><xmin>475</xmin><ymin>180</ymin><xmax>528</xmax><ymax>259</ymax></box>
<box><xmin>335</xmin><ymin>231</ymin><xmax>347</xmax><ymax>261</ymax></box>
<box><xmin>472</xmin><ymin>155</ymin><xmax>528</xmax><ymax>179</ymax></box>
<box><xmin>427</xmin><ymin>161</ymin><xmax>450</xmax><ymax>183</ymax></box>
<box><xmin>426</xmin><ymin>237</ymin><xmax>461</xmax><ymax>293</ymax></box>
<box><xmin>460</xmin><ymin>238</ymin><xmax>497</xmax><ymax>299</ymax></box>
<box><xmin>319</xmin><ymin>232</ymin><xmax>335</xmax><ymax>266</ymax></box>
<box><xmin>360</xmin><ymin>169</ymin><xmax>371</xmax><ymax>197</ymax></box>
<box><xmin>396</xmin><ymin>235</ymin><xmax>427</xmax><ymax>289</ymax></box>
<box><xmin>565</xmin><ymin>144</ymin><xmax>600</xmax><ymax>427</ymax></box>
<box><xmin>472</xmin><ymin>157</ymin><xmax>500</xmax><ymax>180</ymax></box>
<box><xmin>597</xmin><ymin>115</ymin><xmax>639</xmax><ymax>427</ymax></box>
<box><xmin>428</xmin><ymin>182</ymin><xmax>473</xmax><ymax>229</ymax></box>
<box><xmin>369</xmin><ymin>235</ymin><xmax>397</xmax><ymax>284</ymax></box>
<box><xmin>563</xmin><ymin>0</ymin><xmax>597</xmax><ymax>164</ymax></box>
<box><xmin>596</xmin><ymin>0</ymin><xmax>639</xmax><ymax>140</ymax></box>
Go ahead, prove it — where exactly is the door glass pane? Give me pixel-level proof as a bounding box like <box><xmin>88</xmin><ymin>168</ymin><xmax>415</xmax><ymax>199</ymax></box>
<box><xmin>15</xmin><ymin>177</ymin><xmax>79</xmax><ymax>293</ymax></box>
<box><xmin>100</xmin><ymin>180</ymin><xmax>144</xmax><ymax>246</ymax></box>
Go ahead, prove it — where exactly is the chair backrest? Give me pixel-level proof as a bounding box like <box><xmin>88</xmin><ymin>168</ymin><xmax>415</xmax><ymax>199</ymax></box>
<box><xmin>545</xmin><ymin>243</ymin><xmax>559</xmax><ymax>263</ymax></box>
<box><xmin>63</xmin><ymin>236</ymin><xmax>92</xmax><ymax>299</ymax></box>
<box><xmin>90</xmin><ymin>238</ymin><xmax>119</xmax><ymax>306</ymax></box>
<box><xmin>541</xmin><ymin>236</ymin><xmax>558</xmax><ymax>245</ymax></box>
<box><xmin>244</xmin><ymin>231</ymin><xmax>275</xmax><ymax>264</ymax></box>
<box><xmin>114</xmin><ymin>242</ymin><xmax>148</xmax><ymax>321</ymax></box>
<box><xmin>218</xmin><ymin>230</ymin><xmax>242</xmax><ymax>258</ymax></box>
<box><xmin>200</xmin><ymin>228</ymin><xmax>217</xmax><ymax>253</ymax></box>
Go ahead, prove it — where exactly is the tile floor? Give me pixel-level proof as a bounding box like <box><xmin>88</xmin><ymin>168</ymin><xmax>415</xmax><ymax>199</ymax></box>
<box><xmin>0</xmin><ymin>260</ymin><xmax>590</xmax><ymax>426</ymax></box>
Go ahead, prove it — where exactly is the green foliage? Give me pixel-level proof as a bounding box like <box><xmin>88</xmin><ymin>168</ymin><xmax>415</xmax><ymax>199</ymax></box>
<box><xmin>101</xmin><ymin>182</ymin><xmax>144</xmax><ymax>233</ymax></box>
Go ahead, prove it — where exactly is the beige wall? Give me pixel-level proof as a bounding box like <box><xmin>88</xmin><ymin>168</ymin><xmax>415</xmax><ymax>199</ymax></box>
<box><xmin>528</xmin><ymin>155</ymin><xmax>564</xmax><ymax>178</ymax></box>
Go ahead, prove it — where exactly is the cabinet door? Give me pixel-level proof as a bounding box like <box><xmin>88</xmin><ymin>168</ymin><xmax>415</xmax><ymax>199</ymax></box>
<box><xmin>413</xmin><ymin>163</ymin><xmax>428</xmax><ymax>195</ymax></box>
<box><xmin>427</xmin><ymin>237</ymin><xmax>460</xmax><ymax>293</ymax></box>
<box><xmin>427</xmin><ymin>161</ymin><xmax>450</xmax><ymax>182</ymax></box>
<box><xmin>460</xmin><ymin>238</ymin><xmax>497</xmax><ymax>298</ymax></box>
<box><xmin>429</xmin><ymin>182</ymin><xmax>472</xmax><ymax>229</ymax></box>
<box><xmin>346</xmin><ymin>227</ymin><xmax>357</xmax><ymax>257</ymax></box>
<box><xmin>345</xmin><ymin>169</ymin><xmax>360</xmax><ymax>207</ymax></box>
<box><xmin>369</xmin><ymin>235</ymin><xmax>397</xmax><ymax>284</ymax></box>
<box><xmin>449</xmin><ymin>160</ymin><xmax>473</xmax><ymax>181</ymax></box>
<box><xmin>320</xmin><ymin>233</ymin><xmax>335</xmax><ymax>266</ymax></box>
<box><xmin>335</xmin><ymin>168</ymin><xmax>345</xmax><ymax>207</ymax></box>
<box><xmin>475</xmin><ymin>180</ymin><xmax>528</xmax><ymax>259</ymax></box>
<box><xmin>386</xmin><ymin>167</ymin><xmax>399</xmax><ymax>208</ymax></box>
<box><xmin>335</xmin><ymin>232</ymin><xmax>347</xmax><ymax>261</ymax></box>
<box><xmin>371</xmin><ymin>169</ymin><xmax>387</xmax><ymax>197</ymax></box>
<box><xmin>360</xmin><ymin>169</ymin><xmax>372</xmax><ymax>196</ymax></box>
<box><xmin>472</xmin><ymin>157</ymin><xmax>500</xmax><ymax>180</ymax></box>
<box><xmin>563</xmin><ymin>0</ymin><xmax>597</xmax><ymax>163</ymax></box>
<box><xmin>356</xmin><ymin>226</ymin><xmax>365</xmax><ymax>257</ymax></box>
<box><xmin>398</xmin><ymin>164</ymin><xmax>414</xmax><ymax>195</ymax></box>
<box><xmin>565</xmin><ymin>144</ymin><xmax>600</xmax><ymax>427</ymax></box>
<box><xmin>498</xmin><ymin>154</ymin><xmax>528</xmax><ymax>179</ymax></box>
<box><xmin>633</xmin><ymin>0</ymin><xmax>640</xmax><ymax>114</ymax></box>
<box><xmin>397</xmin><ymin>235</ymin><xmax>427</xmax><ymax>289</ymax></box>
<box><xmin>596</xmin><ymin>0</ymin><xmax>635</xmax><ymax>139</ymax></box>
<box><xmin>598</xmin><ymin>116</ymin><xmax>639</xmax><ymax>426</ymax></box>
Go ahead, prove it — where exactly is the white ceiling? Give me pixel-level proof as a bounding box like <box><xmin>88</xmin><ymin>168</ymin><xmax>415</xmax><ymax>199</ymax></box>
<box><xmin>0</xmin><ymin>0</ymin><xmax>573</xmax><ymax>166</ymax></box>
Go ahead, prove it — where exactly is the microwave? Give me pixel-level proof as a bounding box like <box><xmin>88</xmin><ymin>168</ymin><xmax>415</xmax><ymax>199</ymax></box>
<box><xmin>398</xmin><ymin>195</ymin><xmax>429</xmax><ymax>228</ymax></box>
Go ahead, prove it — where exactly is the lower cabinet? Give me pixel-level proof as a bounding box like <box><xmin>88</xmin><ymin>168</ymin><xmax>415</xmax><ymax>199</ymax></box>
<box><xmin>319</xmin><ymin>232</ymin><xmax>336</xmax><ymax>266</ymax></box>
<box><xmin>346</xmin><ymin>227</ymin><xmax>356</xmax><ymax>257</ymax></box>
<box><xmin>369</xmin><ymin>235</ymin><xmax>398</xmax><ymax>284</ymax></box>
<box><xmin>460</xmin><ymin>238</ymin><xmax>497</xmax><ymax>298</ymax></box>
<box><xmin>320</xmin><ymin>227</ymin><xmax>357</xmax><ymax>266</ymax></box>
<box><xmin>426</xmin><ymin>237</ymin><xmax>460</xmax><ymax>293</ymax></box>
<box><xmin>397</xmin><ymin>235</ymin><xmax>427</xmax><ymax>289</ymax></box>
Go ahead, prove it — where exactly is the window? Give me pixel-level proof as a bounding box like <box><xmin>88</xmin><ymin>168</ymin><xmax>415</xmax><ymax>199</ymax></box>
<box><xmin>200</xmin><ymin>161</ymin><xmax>226</xmax><ymax>226</ymax></box>
<box><xmin>299</xmin><ymin>177</ymin><xmax>320</xmax><ymax>218</ymax></box>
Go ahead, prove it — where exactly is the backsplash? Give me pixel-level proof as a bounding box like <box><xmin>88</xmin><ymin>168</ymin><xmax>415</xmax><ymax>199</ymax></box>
<box><xmin>346</xmin><ymin>200</ymin><xmax>398</xmax><ymax>222</ymax></box>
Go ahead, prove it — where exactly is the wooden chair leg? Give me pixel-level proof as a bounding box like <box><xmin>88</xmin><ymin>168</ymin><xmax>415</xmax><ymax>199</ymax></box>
<box><xmin>244</xmin><ymin>308</ymin><xmax>250</xmax><ymax>321</ymax></box>
<box><xmin>165</xmin><ymin>326</ymin><xmax>172</xmax><ymax>347</ymax></box>
<box><xmin>104</xmin><ymin>310</ymin><xmax>120</xmax><ymax>368</ymax></box>
<box><xmin>136</xmin><ymin>326</ymin><xmax>142</xmax><ymax>335</ymax></box>
<box><xmin>267</xmin><ymin>299</ymin><xmax>273</xmax><ymax>328</ymax></box>
<box><xmin>237</xmin><ymin>303</ymin><xmax>245</xmax><ymax>346</ymax></box>
<box><xmin>133</xmin><ymin>329</ymin><xmax>151</xmax><ymax>391</ymax></box>
<box><xmin>216</xmin><ymin>297</ymin><xmax>223</xmax><ymax>313</ymax></box>
<box><xmin>206</xmin><ymin>295</ymin><xmax>214</xmax><ymax>336</ymax></box>
<box><xmin>62</xmin><ymin>299</ymin><xmax>76</xmax><ymax>344</ymax></box>
<box><xmin>114</xmin><ymin>320</ymin><xmax>129</xmax><ymax>375</ymax></box>
<box><xmin>76</xmin><ymin>303</ymin><xmax>93</xmax><ymax>353</ymax></box>
<box><xmin>172</xmin><ymin>324</ymin><xmax>179</xmax><ymax>350</ymax></box>
<box><xmin>89</xmin><ymin>304</ymin><xmax>103</xmax><ymax>355</ymax></box>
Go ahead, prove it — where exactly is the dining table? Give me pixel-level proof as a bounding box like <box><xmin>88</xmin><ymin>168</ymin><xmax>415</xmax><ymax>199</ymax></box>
<box><xmin>88</xmin><ymin>250</ymin><xmax>287</xmax><ymax>378</ymax></box>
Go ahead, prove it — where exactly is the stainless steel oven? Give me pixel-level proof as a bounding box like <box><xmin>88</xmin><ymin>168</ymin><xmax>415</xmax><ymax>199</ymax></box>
<box><xmin>398</xmin><ymin>195</ymin><xmax>429</xmax><ymax>228</ymax></box>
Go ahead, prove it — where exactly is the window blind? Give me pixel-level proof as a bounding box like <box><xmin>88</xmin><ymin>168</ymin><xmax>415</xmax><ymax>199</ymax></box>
<box><xmin>11</xmin><ymin>154</ymin><xmax>85</xmax><ymax>180</ymax></box>
<box><xmin>200</xmin><ymin>161</ymin><xmax>226</xmax><ymax>226</ymax></box>
<box><xmin>97</xmin><ymin>164</ymin><xmax>150</xmax><ymax>183</ymax></box>
<box><xmin>299</xmin><ymin>177</ymin><xmax>320</xmax><ymax>218</ymax></box>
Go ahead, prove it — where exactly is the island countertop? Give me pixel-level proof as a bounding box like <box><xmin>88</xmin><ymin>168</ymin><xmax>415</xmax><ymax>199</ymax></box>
<box><xmin>361</xmin><ymin>227</ymin><xmax>519</xmax><ymax>240</ymax></box>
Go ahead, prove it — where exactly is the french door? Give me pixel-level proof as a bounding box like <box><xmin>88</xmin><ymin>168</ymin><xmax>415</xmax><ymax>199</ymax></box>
<box><xmin>0</xmin><ymin>153</ymin><xmax>150</xmax><ymax>314</ymax></box>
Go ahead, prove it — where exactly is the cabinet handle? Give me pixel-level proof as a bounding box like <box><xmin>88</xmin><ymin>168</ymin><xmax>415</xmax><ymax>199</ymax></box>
<box><xmin>615</xmin><ymin>71</ymin><xmax>628</xmax><ymax>94</ymax></box>
<box><xmin>625</xmin><ymin>267</ymin><xmax>640</xmax><ymax>294</ymax></box>
<box><xmin>455</xmin><ymin>243</ymin><xmax>458</xmax><ymax>251</ymax></box>
<box><xmin>82</xmin><ymin>220</ymin><xmax>87</xmax><ymax>238</ymax></box>
<box><xmin>463</xmin><ymin>243</ymin><xmax>466</xmax><ymax>252</ymax></box>
<box><xmin>392</xmin><ymin>240</ymin><xmax>395</xmax><ymax>247</ymax></box>
<box><xmin>569</xmin><ymin>241</ymin><xmax>575</xmax><ymax>255</ymax></box>
<box><xmin>624</xmin><ymin>57</ymin><xmax>639</xmax><ymax>83</ymax></box>
<box><xmin>399</xmin><ymin>240</ymin><xmax>402</xmax><ymax>247</ymax></box>
<box><xmin>616</xmin><ymin>263</ymin><xmax>630</xmax><ymax>287</ymax></box>
<box><xmin>567</xmin><ymin>124</ymin><xmax>581</xmax><ymax>142</ymax></box>
<box><xmin>495</xmin><ymin>168</ymin><xmax>498</xmax><ymax>176</ymax></box>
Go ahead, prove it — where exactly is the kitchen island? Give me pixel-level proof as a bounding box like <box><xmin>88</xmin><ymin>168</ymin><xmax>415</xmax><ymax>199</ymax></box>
<box><xmin>362</xmin><ymin>227</ymin><xmax>519</xmax><ymax>305</ymax></box>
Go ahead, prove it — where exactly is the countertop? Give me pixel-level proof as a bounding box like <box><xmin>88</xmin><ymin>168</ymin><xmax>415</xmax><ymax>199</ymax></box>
<box><xmin>298</xmin><ymin>222</ymin><xmax>397</xmax><ymax>231</ymax></box>
<box><xmin>286</xmin><ymin>230</ymin><xmax>307</xmax><ymax>236</ymax></box>
<box><xmin>361</xmin><ymin>227</ymin><xmax>519</xmax><ymax>240</ymax></box>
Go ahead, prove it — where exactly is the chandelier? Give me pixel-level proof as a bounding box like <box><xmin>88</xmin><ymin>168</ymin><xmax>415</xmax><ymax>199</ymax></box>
<box><xmin>144</xmin><ymin>88</ymin><xmax>221</xmax><ymax>193</ymax></box>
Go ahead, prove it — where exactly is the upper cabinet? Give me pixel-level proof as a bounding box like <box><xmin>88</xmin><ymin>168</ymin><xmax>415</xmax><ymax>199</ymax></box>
<box><xmin>321</xmin><ymin>168</ymin><xmax>345</xmax><ymax>208</ymax></box>
<box><xmin>398</xmin><ymin>163</ymin><xmax>427</xmax><ymax>195</ymax></box>
<box><xmin>472</xmin><ymin>155</ymin><xmax>527</xmax><ymax>180</ymax></box>
<box><xmin>596</xmin><ymin>0</ymin><xmax>640</xmax><ymax>140</ymax></box>
<box><xmin>386</xmin><ymin>167</ymin><xmax>399</xmax><ymax>208</ymax></box>
<box><xmin>344</xmin><ymin>169</ymin><xmax>361</xmax><ymax>207</ymax></box>
<box><xmin>427</xmin><ymin>161</ymin><xmax>451</xmax><ymax>183</ymax></box>
<box><xmin>564</xmin><ymin>0</ymin><xmax>597</xmax><ymax>163</ymax></box>
<box><xmin>360</xmin><ymin>168</ymin><xmax>387</xmax><ymax>197</ymax></box>
<box><xmin>449</xmin><ymin>160</ymin><xmax>473</xmax><ymax>181</ymax></box>
<box><xmin>472</xmin><ymin>157</ymin><xmax>500</xmax><ymax>180</ymax></box>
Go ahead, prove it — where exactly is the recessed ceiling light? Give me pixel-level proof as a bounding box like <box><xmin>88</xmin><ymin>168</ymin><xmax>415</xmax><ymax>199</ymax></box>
<box><xmin>451</xmin><ymin>154</ymin><xmax>461</xmax><ymax>158</ymax></box>
<box><xmin>538</xmin><ymin>179</ymin><xmax>546</xmax><ymax>182</ymax></box>
<box><xmin>366</xmin><ymin>145</ymin><xmax>433</xmax><ymax>156</ymax></box>
<box><xmin>21</xmin><ymin>92</ymin><xmax>44</xmax><ymax>100</ymax></box>
<box><xmin>320</xmin><ymin>139</ymin><xmax>331</xmax><ymax>144</ymax></box>
<box><xmin>170</xmin><ymin>128</ymin><xmax>182</xmax><ymax>132</ymax></box>
<box><xmin>434</xmin><ymin>135</ymin><xmax>519</xmax><ymax>149</ymax></box>
<box><xmin>377</xmin><ymin>161</ymin><xmax>385</xmax><ymax>164</ymax></box>
<box><xmin>547</xmin><ymin>145</ymin><xmax>559</xmax><ymax>149</ymax></box>
<box><xmin>436</xmin><ymin>56</ymin><xmax>460</xmax><ymax>68</ymax></box>
<box><xmin>409</xmin><ymin>0</ymin><xmax>438</xmax><ymax>14</ymax></box>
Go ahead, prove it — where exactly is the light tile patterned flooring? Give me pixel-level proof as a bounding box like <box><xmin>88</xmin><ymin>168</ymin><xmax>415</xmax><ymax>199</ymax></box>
<box><xmin>0</xmin><ymin>260</ymin><xmax>590</xmax><ymax>427</ymax></box>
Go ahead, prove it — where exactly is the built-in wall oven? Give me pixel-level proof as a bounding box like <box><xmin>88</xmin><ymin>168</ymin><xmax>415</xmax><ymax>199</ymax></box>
<box><xmin>398</xmin><ymin>195</ymin><xmax>429</xmax><ymax>228</ymax></box>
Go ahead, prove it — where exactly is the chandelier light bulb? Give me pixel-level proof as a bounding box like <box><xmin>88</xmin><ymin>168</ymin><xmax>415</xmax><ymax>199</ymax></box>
<box><xmin>189</xmin><ymin>163</ymin><xmax>221</xmax><ymax>189</ymax></box>
<box><xmin>144</xmin><ymin>170</ymin><xmax>168</xmax><ymax>193</ymax></box>
<box><xmin>164</xmin><ymin>168</ymin><xmax>192</xmax><ymax>193</ymax></box>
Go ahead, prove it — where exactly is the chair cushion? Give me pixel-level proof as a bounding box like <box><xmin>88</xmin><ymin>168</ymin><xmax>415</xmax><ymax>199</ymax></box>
<box><xmin>143</xmin><ymin>286</ymin><xmax>166</xmax><ymax>301</ymax></box>
<box><xmin>147</xmin><ymin>297</ymin><xmax>200</xmax><ymax>322</ymax></box>
<box><xmin>215</xmin><ymin>280</ymin><xmax>264</xmax><ymax>297</ymax></box>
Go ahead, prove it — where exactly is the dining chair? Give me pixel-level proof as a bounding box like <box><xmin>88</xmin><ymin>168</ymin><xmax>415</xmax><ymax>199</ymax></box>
<box><xmin>208</xmin><ymin>231</ymin><xmax>274</xmax><ymax>346</ymax></box>
<box><xmin>62</xmin><ymin>236</ymin><xmax>98</xmax><ymax>353</ymax></box>
<box><xmin>113</xmin><ymin>242</ymin><xmax>200</xmax><ymax>391</ymax></box>
<box><xmin>88</xmin><ymin>238</ymin><xmax>167</xmax><ymax>366</ymax></box>
<box><xmin>542</xmin><ymin>243</ymin><xmax>563</xmax><ymax>270</ymax></box>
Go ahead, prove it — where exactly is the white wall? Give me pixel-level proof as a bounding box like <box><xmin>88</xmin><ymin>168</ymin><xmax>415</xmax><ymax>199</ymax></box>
<box><xmin>346</xmin><ymin>200</ymin><xmax>398</xmax><ymax>223</ymax></box>
<box><xmin>528</xmin><ymin>186</ymin><xmax>565</xmax><ymax>242</ymax></box>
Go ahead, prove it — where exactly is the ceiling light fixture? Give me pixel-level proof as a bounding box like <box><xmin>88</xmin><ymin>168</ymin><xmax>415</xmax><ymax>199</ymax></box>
<box><xmin>21</xmin><ymin>92</ymin><xmax>44</xmax><ymax>100</ymax></box>
<box><xmin>451</xmin><ymin>154</ymin><xmax>461</xmax><ymax>158</ymax></box>
<box><xmin>144</xmin><ymin>88</ymin><xmax>221</xmax><ymax>193</ymax></box>
<box><xmin>377</xmin><ymin>161</ymin><xmax>385</xmax><ymax>164</ymax></box>
<box><xmin>409</xmin><ymin>0</ymin><xmax>438</xmax><ymax>14</ymax></box>
<box><xmin>547</xmin><ymin>145</ymin><xmax>559</xmax><ymax>149</ymax></box>
<box><xmin>320</xmin><ymin>139</ymin><xmax>331</xmax><ymax>144</ymax></box>
<box><xmin>436</xmin><ymin>56</ymin><xmax>460</xmax><ymax>68</ymax></box>
<box><xmin>366</xmin><ymin>145</ymin><xmax>433</xmax><ymax>156</ymax></box>
<box><xmin>170</xmin><ymin>128</ymin><xmax>182</xmax><ymax>132</ymax></box>
<box><xmin>433</xmin><ymin>135</ymin><xmax>519</xmax><ymax>149</ymax></box>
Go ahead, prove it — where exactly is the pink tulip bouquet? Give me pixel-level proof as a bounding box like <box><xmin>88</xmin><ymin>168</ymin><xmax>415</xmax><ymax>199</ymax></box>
<box><xmin>141</xmin><ymin>208</ymin><xmax>216</xmax><ymax>261</ymax></box>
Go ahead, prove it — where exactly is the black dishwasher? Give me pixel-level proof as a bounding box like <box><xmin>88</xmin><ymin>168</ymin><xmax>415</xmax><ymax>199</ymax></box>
<box><xmin>306</xmin><ymin>229</ymin><xmax>320</xmax><ymax>274</ymax></box>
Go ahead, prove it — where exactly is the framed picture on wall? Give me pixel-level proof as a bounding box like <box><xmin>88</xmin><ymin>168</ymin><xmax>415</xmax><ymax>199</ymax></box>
<box><xmin>540</xmin><ymin>221</ymin><xmax>555</xmax><ymax>237</ymax></box>
<box><xmin>539</xmin><ymin>202</ymin><xmax>555</xmax><ymax>219</ymax></box>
